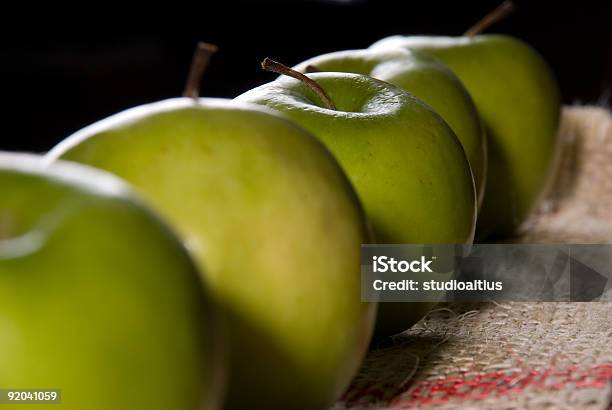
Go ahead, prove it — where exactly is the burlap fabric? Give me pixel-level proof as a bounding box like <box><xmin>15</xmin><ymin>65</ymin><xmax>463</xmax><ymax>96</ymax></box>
<box><xmin>334</xmin><ymin>106</ymin><xmax>612</xmax><ymax>409</ymax></box>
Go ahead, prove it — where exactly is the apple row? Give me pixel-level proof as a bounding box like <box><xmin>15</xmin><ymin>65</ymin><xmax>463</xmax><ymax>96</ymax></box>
<box><xmin>0</xmin><ymin>12</ymin><xmax>560</xmax><ymax>410</ymax></box>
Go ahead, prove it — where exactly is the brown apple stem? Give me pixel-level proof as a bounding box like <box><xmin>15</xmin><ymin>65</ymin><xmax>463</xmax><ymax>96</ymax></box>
<box><xmin>261</xmin><ymin>58</ymin><xmax>336</xmax><ymax>110</ymax></box>
<box><xmin>464</xmin><ymin>1</ymin><xmax>515</xmax><ymax>37</ymax></box>
<box><xmin>305</xmin><ymin>65</ymin><xmax>322</xmax><ymax>73</ymax></box>
<box><xmin>183</xmin><ymin>42</ymin><xmax>219</xmax><ymax>99</ymax></box>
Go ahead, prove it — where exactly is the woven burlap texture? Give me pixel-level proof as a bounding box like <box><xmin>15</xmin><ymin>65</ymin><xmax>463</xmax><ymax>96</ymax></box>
<box><xmin>334</xmin><ymin>106</ymin><xmax>612</xmax><ymax>410</ymax></box>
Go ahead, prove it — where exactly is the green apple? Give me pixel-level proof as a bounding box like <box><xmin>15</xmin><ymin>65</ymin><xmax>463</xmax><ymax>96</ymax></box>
<box><xmin>237</xmin><ymin>69</ymin><xmax>476</xmax><ymax>338</ymax></box>
<box><xmin>0</xmin><ymin>153</ymin><xmax>220</xmax><ymax>410</ymax></box>
<box><xmin>47</xmin><ymin>99</ymin><xmax>375</xmax><ymax>410</ymax></box>
<box><xmin>371</xmin><ymin>34</ymin><xmax>561</xmax><ymax>238</ymax></box>
<box><xmin>293</xmin><ymin>48</ymin><xmax>486</xmax><ymax>206</ymax></box>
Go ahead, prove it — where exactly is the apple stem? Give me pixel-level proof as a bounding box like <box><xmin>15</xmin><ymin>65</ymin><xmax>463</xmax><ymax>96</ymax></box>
<box><xmin>261</xmin><ymin>58</ymin><xmax>336</xmax><ymax>110</ymax></box>
<box><xmin>305</xmin><ymin>65</ymin><xmax>322</xmax><ymax>73</ymax></box>
<box><xmin>183</xmin><ymin>42</ymin><xmax>219</xmax><ymax>99</ymax></box>
<box><xmin>464</xmin><ymin>1</ymin><xmax>515</xmax><ymax>37</ymax></box>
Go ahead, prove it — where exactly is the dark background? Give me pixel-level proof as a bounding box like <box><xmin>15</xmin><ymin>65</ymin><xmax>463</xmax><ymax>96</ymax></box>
<box><xmin>3</xmin><ymin>0</ymin><xmax>611</xmax><ymax>152</ymax></box>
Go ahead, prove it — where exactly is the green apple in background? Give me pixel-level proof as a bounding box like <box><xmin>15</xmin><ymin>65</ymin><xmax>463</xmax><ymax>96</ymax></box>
<box><xmin>237</xmin><ymin>66</ymin><xmax>476</xmax><ymax>338</ymax></box>
<box><xmin>0</xmin><ymin>154</ymin><xmax>220</xmax><ymax>410</ymax></box>
<box><xmin>47</xmin><ymin>98</ymin><xmax>375</xmax><ymax>410</ymax></box>
<box><xmin>371</xmin><ymin>33</ymin><xmax>561</xmax><ymax>239</ymax></box>
<box><xmin>293</xmin><ymin>48</ymin><xmax>486</xmax><ymax>206</ymax></box>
